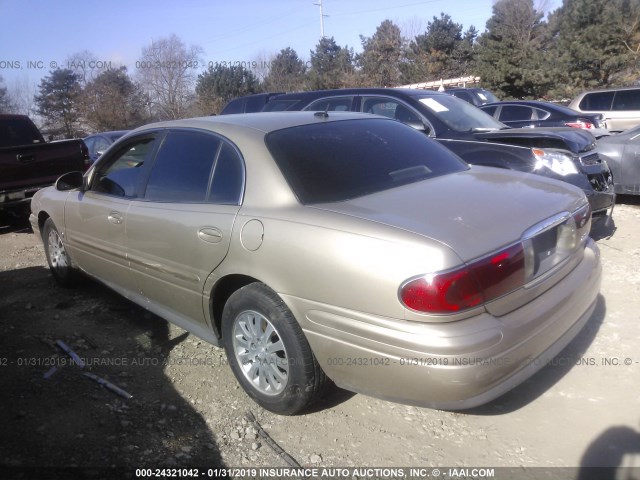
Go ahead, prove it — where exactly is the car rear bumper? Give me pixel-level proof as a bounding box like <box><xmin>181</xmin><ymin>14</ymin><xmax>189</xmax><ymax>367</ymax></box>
<box><xmin>286</xmin><ymin>238</ymin><xmax>601</xmax><ymax>409</ymax></box>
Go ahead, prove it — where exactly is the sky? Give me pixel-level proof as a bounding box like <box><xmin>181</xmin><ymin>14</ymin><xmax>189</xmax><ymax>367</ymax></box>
<box><xmin>0</xmin><ymin>0</ymin><xmax>560</xmax><ymax>88</ymax></box>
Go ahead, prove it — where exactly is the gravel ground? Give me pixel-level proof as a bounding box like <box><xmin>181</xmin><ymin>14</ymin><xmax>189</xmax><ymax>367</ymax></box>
<box><xmin>1</xmin><ymin>199</ymin><xmax>639</xmax><ymax>478</ymax></box>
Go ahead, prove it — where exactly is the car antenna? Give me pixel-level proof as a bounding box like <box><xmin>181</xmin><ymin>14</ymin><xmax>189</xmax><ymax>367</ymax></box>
<box><xmin>314</xmin><ymin>104</ymin><xmax>330</xmax><ymax>119</ymax></box>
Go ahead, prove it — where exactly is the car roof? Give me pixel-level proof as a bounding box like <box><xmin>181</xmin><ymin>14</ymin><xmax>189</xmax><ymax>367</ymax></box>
<box><xmin>265</xmin><ymin>88</ymin><xmax>450</xmax><ymax>100</ymax></box>
<box><xmin>445</xmin><ymin>88</ymin><xmax>491</xmax><ymax>92</ymax></box>
<box><xmin>480</xmin><ymin>100</ymin><xmax>587</xmax><ymax>116</ymax></box>
<box><xmin>132</xmin><ymin>111</ymin><xmax>386</xmax><ymax>135</ymax></box>
<box><xmin>85</xmin><ymin>130</ymin><xmax>130</xmax><ymax>138</ymax></box>
<box><xmin>576</xmin><ymin>86</ymin><xmax>640</xmax><ymax>95</ymax></box>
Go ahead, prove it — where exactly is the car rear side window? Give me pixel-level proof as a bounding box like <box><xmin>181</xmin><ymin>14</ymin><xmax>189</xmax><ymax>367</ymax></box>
<box><xmin>612</xmin><ymin>90</ymin><xmax>640</xmax><ymax>111</ymax></box>
<box><xmin>265</xmin><ymin>118</ymin><xmax>468</xmax><ymax>204</ymax></box>
<box><xmin>145</xmin><ymin>131</ymin><xmax>221</xmax><ymax>202</ymax></box>
<box><xmin>144</xmin><ymin>130</ymin><xmax>244</xmax><ymax>204</ymax></box>
<box><xmin>500</xmin><ymin>105</ymin><xmax>534</xmax><ymax>122</ymax></box>
<box><xmin>208</xmin><ymin>143</ymin><xmax>244</xmax><ymax>204</ymax></box>
<box><xmin>579</xmin><ymin>92</ymin><xmax>614</xmax><ymax>111</ymax></box>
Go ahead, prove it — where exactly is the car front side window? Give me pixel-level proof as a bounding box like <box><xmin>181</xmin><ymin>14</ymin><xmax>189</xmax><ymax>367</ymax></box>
<box><xmin>91</xmin><ymin>136</ymin><xmax>158</xmax><ymax>198</ymax></box>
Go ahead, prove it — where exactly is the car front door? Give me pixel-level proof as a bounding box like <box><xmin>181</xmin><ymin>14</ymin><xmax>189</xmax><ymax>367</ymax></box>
<box><xmin>63</xmin><ymin>133</ymin><xmax>161</xmax><ymax>293</ymax></box>
<box><xmin>126</xmin><ymin>129</ymin><xmax>244</xmax><ymax>327</ymax></box>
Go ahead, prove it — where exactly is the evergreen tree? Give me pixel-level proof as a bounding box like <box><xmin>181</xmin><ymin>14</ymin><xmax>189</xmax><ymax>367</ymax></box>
<box><xmin>548</xmin><ymin>0</ymin><xmax>639</xmax><ymax>95</ymax></box>
<box><xmin>34</xmin><ymin>69</ymin><xmax>82</xmax><ymax>138</ymax></box>
<box><xmin>474</xmin><ymin>0</ymin><xmax>551</xmax><ymax>99</ymax></box>
<box><xmin>307</xmin><ymin>37</ymin><xmax>355</xmax><ymax>90</ymax></box>
<box><xmin>263</xmin><ymin>48</ymin><xmax>307</xmax><ymax>92</ymax></box>
<box><xmin>401</xmin><ymin>14</ymin><xmax>476</xmax><ymax>83</ymax></box>
<box><xmin>196</xmin><ymin>64</ymin><xmax>260</xmax><ymax>114</ymax></box>
<box><xmin>357</xmin><ymin>20</ymin><xmax>405</xmax><ymax>87</ymax></box>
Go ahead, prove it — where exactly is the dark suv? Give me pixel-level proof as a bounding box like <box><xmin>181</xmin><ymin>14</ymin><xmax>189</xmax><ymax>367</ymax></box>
<box><xmin>445</xmin><ymin>87</ymin><xmax>498</xmax><ymax>106</ymax></box>
<box><xmin>258</xmin><ymin>88</ymin><xmax>614</xmax><ymax>214</ymax></box>
<box><xmin>220</xmin><ymin>93</ymin><xmax>284</xmax><ymax>115</ymax></box>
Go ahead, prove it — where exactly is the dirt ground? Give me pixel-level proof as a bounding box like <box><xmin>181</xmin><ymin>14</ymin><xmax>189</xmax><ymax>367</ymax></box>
<box><xmin>1</xmin><ymin>199</ymin><xmax>640</xmax><ymax>478</ymax></box>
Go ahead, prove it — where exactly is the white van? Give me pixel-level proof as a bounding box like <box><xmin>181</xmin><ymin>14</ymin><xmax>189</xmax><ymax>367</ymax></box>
<box><xmin>569</xmin><ymin>87</ymin><xmax>640</xmax><ymax>132</ymax></box>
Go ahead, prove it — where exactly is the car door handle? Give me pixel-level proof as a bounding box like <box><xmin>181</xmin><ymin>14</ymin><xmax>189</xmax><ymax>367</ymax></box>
<box><xmin>108</xmin><ymin>211</ymin><xmax>123</xmax><ymax>224</ymax></box>
<box><xmin>17</xmin><ymin>153</ymin><xmax>36</xmax><ymax>163</ymax></box>
<box><xmin>198</xmin><ymin>227</ymin><xmax>223</xmax><ymax>243</ymax></box>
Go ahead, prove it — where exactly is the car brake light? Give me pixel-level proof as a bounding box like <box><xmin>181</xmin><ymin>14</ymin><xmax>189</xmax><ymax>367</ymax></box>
<box><xmin>564</xmin><ymin>120</ymin><xmax>594</xmax><ymax>129</ymax></box>
<box><xmin>400</xmin><ymin>243</ymin><xmax>525</xmax><ymax>314</ymax></box>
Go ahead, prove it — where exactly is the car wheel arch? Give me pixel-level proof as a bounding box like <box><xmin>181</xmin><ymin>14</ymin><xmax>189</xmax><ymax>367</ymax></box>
<box><xmin>209</xmin><ymin>274</ymin><xmax>263</xmax><ymax>339</ymax></box>
<box><xmin>38</xmin><ymin>211</ymin><xmax>51</xmax><ymax>239</ymax></box>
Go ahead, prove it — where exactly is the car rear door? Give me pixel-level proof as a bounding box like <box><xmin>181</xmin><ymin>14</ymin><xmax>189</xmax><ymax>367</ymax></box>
<box><xmin>126</xmin><ymin>129</ymin><xmax>244</xmax><ymax>326</ymax></box>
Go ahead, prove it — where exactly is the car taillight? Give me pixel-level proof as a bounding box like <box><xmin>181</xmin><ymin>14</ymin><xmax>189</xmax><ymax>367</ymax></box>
<box><xmin>564</xmin><ymin>120</ymin><xmax>594</xmax><ymax>129</ymax></box>
<box><xmin>400</xmin><ymin>204</ymin><xmax>590</xmax><ymax>315</ymax></box>
<box><xmin>400</xmin><ymin>243</ymin><xmax>525</xmax><ymax>314</ymax></box>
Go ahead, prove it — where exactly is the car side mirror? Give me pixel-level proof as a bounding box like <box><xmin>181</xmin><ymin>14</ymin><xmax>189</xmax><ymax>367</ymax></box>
<box><xmin>55</xmin><ymin>171</ymin><xmax>85</xmax><ymax>191</ymax></box>
<box><xmin>405</xmin><ymin>121</ymin><xmax>432</xmax><ymax>135</ymax></box>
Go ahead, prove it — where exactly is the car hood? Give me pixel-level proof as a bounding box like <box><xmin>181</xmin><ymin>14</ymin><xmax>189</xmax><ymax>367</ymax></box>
<box><xmin>473</xmin><ymin>127</ymin><xmax>597</xmax><ymax>154</ymax></box>
<box><xmin>311</xmin><ymin>167</ymin><xmax>585</xmax><ymax>262</ymax></box>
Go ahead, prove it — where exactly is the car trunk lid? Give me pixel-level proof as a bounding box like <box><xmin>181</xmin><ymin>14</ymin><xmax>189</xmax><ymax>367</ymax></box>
<box><xmin>474</xmin><ymin>127</ymin><xmax>596</xmax><ymax>154</ymax></box>
<box><xmin>312</xmin><ymin>167</ymin><xmax>586</xmax><ymax>263</ymax></box>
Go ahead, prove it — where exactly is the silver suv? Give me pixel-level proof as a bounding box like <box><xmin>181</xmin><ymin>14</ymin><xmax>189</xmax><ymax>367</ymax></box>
<box><xmin>569</xmin><ymin>87</ymin><xmax>640</xmax><ymax>132</ymax></box>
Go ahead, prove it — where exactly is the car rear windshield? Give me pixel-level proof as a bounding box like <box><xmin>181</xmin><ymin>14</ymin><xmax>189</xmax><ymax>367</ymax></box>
<box><xmin>265</xmin><ymin>118</ymin><xmax>468</xmax><ymax>204</ymax></box>
<box><xmin>0</xmin><ymin>117</ymin><xmax>44</xmax><ymax>148</ymax></box>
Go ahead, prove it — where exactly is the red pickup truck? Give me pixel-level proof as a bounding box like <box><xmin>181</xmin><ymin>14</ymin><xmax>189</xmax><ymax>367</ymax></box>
<box><xmin>0</xmin><ymin>114</ymin><xmax>89</xmax><ymax>211</ymax></box>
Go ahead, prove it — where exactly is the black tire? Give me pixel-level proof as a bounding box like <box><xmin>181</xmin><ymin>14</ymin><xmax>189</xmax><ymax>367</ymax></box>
<box><xmin>43</xmin><ymin>218</ymin><xmax>77</xmax><ymax>287</ymax></box>
<box><xmin>222</xmin><ymin>282</ymin><xmax>327</xmax><ymax>415</ymax></box>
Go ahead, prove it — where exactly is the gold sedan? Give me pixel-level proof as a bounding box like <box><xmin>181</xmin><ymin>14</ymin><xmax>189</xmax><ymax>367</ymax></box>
<box><xmin>30</xmin><ymin>112</ymin><xmax>601</xmax><ymax>415</ymax></box>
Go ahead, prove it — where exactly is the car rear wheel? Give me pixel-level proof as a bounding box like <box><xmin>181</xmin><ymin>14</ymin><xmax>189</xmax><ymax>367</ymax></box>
<box><xmin>43</xmin><ymin>218</ymin><xmax>76</xmax><ymax>287</ymax></box>
<box><xmin>222</xmin><ymin>283</ymin><xmax>327</xmax><ymax>415</ymax></box>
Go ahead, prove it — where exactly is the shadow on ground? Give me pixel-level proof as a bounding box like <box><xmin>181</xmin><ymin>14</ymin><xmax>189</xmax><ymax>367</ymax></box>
<box><xmin>0</xmin><ymin>265</ymin><xmax>225</xmax><ymax>470</ymax></box>
<box><xmin>577</xmin><ymin>424</ymin><xmax>640</xmax><ymax>478</ymax></box>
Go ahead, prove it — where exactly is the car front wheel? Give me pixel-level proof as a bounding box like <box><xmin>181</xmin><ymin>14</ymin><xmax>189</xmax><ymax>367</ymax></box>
<box><xmin>43</xmin><ymin>218</ymin><xmax>77</xmax><ymax>287</ymax></box>
<box><xmin>222</xmin><ymin>283</ymin><xmax>327</xmax><ymax>415</ymax></box>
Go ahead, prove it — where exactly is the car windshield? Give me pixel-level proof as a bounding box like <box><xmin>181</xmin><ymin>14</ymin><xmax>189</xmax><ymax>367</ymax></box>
<box><xmin>477</xmin><ymin>90</ymin><xmax>499</xmax><ymax>104</ymax></box>
<box><xmin>265</xmin><ymin>118</ymin><xmax>468</xmax><ymax>204</ymax></box>
<box><xmin>415</xmin><ymin>94</ymin><xmax>505</xmax><ymax>132</ymax></box>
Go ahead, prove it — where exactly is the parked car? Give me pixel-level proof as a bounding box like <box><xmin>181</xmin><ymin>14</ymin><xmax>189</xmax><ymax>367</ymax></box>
<box><xmin>220</xmin><ymin>92</ymin><xmax>284</xmax><ymax>115</ymax></box>
<box><xmin>0</xmin><ymin>114</ymin><xmax>89</xmax><ymax>212</ymax></box>
<box><xmin>30</xmin><ymin>112</ymin><xmax>601</xmax><ymax>415</ymax></box>
<box><xmin>260</xmin><ymin>88</ymin><xmax>615</xmax><ymax>215</ymax></box>
<box><xmin>444</xmin><ymin>87</ymin><xmax>498</xmax><ymax>106</ymax></box>
<box><xmin>479</xmin><ymin>100</ymin><xmax>609</xmax><ymax>137</ymax></box>
<box><xmin>569</xmin><ymin>87</ymin><xmax>640</xmax><ymax>132</ymax></box>
<box><xmin>596</xmin><ymin>125</ymin><xmax>640</xmax><ymax>195</ymax></box>
<box><xmin>83</xmin><ymin>130</ymin><xmax>130</xmax><ymax>164</ymax></box>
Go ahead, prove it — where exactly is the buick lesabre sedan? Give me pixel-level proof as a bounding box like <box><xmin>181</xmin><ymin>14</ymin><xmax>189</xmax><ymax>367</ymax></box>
<box><xmin>30</xmin><ymin>112</ymin><xmax>601</xmax><ymax>415</ymax></box>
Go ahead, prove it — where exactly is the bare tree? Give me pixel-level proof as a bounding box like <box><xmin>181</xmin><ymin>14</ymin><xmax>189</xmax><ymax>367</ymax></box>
<box><xmin>136</xmin><ymin>34</ymin><xmax>203</xmax><ymax>120</ymax></box>
<box><xmin>0</xmin><ymin>75</ymin><xmax>13</xmax><ymax>113</ymax></box>
<box><xmin>8</xmin><ymin>76</ymin><xmax>37</xmax><ymax>116</ymax></box>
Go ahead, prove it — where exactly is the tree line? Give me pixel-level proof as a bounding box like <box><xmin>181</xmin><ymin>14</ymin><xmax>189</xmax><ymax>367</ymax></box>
<box><xmin>1</xmin><ymin>0</ymin><xmax>638</xmax><ymax>138</ymax></box>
